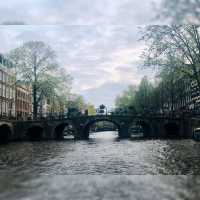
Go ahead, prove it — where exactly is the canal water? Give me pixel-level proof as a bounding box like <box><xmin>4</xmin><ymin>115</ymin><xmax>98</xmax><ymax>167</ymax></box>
<box><xmin>0</xmin><ymin>131</ymin><xmax>200</xmax><ymax>199</ymax></box>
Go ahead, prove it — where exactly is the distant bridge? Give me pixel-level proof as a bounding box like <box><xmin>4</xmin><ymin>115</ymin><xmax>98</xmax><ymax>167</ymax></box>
<box><xmin>0</xmin><ymin>113</ymin><xmax>196</xmax><ymax>142</ymax></box>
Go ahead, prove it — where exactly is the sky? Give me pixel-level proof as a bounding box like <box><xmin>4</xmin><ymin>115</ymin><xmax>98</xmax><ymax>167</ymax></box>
<box><xmin>0</xmin><ymin>0</ymin><xmax>160</xmax><ymax>108</ymax></box>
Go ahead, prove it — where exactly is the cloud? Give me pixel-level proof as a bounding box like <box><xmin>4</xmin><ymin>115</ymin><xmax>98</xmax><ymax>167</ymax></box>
<box><xmin>82</xmin><ymin>82</ymin><xmax>129</xmax><ymax>108</ymax></box>
<box><xmin>0</xmin><ymin>0</ymin><xmax>159</xmax><ymax>106</ymax></box>
<box><xmin>0</xmin><ymin>0</ymin><xmax>161</xmax><ymax>25</ymax></box>
<box><xmin>0</xmin><ymin>25</ymin><xmax>155</xmax><ymax>106</ymax></box>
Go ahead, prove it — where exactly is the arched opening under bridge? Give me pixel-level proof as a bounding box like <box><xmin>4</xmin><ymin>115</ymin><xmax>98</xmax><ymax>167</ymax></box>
<box><xmin>54</xmin><ymin>122</ymin><xmax>76</xmax><ymax>140</ymax></box>
<box><xmin>128</xmin><ymin>120</ymin><xmax>151</xmax><ymax>138</ymax></box>
<box><xmin>164</xmin><ymin>122</ymin><xmax>180</xmax><ymax>138</ymax></box>
<box><xmin>0</xmin><ymin>124</ymin><xmax>12</xmax><ymax>143</ymax></box>
<box><xmin>83</xmin><ymin>119</ymin><xmax>120</xmax><ymax>139</ymax></box>
<box><xmin>27</xmin><ymin>126</ymin><xmax>44</xmax><ymax>141</ymax></box>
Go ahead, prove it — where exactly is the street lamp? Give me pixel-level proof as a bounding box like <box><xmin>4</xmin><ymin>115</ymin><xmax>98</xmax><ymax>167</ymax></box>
<box><xmin>99</xmin><ymin>104</ymin><xmax>107</xmax><ymax>115</ymax></box>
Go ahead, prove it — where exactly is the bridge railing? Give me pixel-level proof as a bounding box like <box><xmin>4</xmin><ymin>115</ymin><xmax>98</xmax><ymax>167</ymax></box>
<box><xmin>0</xmin><ymin>113</ymin><xmax>17</xmax><ymax>121</ymax></box>
<box><xmin>1</xmin><ymin>110</ymin><xmax>200</xmax><ymax>122</ymax></box>
<box><xmin>34</xmin><ymin>113</ymin><xmax>68</xmax><ymax>121</ymax></box>
<box><xmin>24</xmin><ymin>112</ymin><xmax>180</xmax><ymax>121</ymax></box>
<box><xmin>31</xmin><ymin>111</ymin><xmax>200</xmax><ymax>120</ymax></box>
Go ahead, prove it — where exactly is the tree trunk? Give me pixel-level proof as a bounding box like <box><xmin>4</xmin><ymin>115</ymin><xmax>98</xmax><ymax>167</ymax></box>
<box><xmin>33</xmin><ymin>54</ymin><xmax>38</xmax><ymax>119</ymax></box>
<box><xmin>170</xmin><ymin>80</ymin><xmax>175</xmax><ymax>113</ymax></box>
<box><xmin>33</xmin><ymin>85</ymin><xmax>38</xmax><ymax>119</ymax></box>
<box><xmin>161</xmin><ymin>83</ymin><xmax>165</xmax><ymax>114</ymax></box>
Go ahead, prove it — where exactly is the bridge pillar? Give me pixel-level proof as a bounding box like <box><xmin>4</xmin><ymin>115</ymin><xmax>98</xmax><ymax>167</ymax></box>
<box><xmin>73</xmin><ymin>123</ymin><xmax>89</xmax><ymax>140</ymax></box>
<box><xmin>118</xmin><ymin>123</ymin><xmax>130</xmax><ymax>139</ymax></box>
<box><xmin>180</xmin><ymin>117</ymin><xmax>193</xmax><ymax>138</ymax></box>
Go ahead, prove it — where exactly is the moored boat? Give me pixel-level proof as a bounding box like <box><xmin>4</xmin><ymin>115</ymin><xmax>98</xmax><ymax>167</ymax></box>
<box><xmin>193</xmin><ymin>128</ymin><xmax>200</xmax><ymax>141</ymax></box>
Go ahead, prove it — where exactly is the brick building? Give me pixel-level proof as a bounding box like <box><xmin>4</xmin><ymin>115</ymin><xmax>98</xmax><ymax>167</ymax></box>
<box><xmin>0</xmin><ymin>54</ymin><xmax>15</xmax><ymax>118</ymax></box>
<box><xmin>0</xmin><ymin>53</ymin><xmax>32</xmax><ymax>119</ymax></box>
<box><xmin>15</xmin><ymin>85</ymin><xmax>32</xmax><ymax>119</ymax></box>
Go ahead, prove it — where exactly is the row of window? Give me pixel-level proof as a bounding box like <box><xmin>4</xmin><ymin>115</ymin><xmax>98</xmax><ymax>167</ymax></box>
<box><xmin>16</xmin><ymin>89</ymin><xmax>32</xmax><ymax>102</ymax></box>
<box><xmin>0</xmin><ymin>100</ymin><xmax>15</xmax><ymax>116</ymax></box>
<box><xmin>0</xmin><ymin>54</ymin><xmax>13</xmax><ymax>69</ymax></box>
<box><xmin>0</xmin><ymin>83</ymin><xmax>15</xmax><ymax>99</ymax></box>
<box><xmin>0</xmin><ymin>55</ymin><xmax>32</xmax><ymax>118</ymax></box>
<box><xmin>0</xmin><ymin>69</ymin><xmax>11</xmax><ymax>84</ymax></box>
<box><xmin>16</xmin><ymin>100</ymin><xmax>32</xmax><ymax>112</ymax></box>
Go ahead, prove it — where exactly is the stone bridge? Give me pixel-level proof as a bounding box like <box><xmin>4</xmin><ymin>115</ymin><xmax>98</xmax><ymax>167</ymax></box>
<box><xmin>0</xmin><ymin>114</ymin><xmax>196</xmax><ymax>142</ymax></box>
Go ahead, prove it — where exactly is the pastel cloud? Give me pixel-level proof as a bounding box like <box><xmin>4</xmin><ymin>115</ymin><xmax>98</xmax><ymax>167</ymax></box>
<box><xmin>0</xmin><ymin>0</ymin><xmax>161</xmax><ymax>25</ymax></box>
<box><xmin>0</xmin><ymin>0</ymin><xmax>159</xmax><ymax>106</ymax></box>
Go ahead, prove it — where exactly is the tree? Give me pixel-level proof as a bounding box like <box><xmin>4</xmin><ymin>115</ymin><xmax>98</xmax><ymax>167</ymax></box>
<box><xmin>115</xmin><ymin>85</ymin><xmax>137</xmax><ymax>115</ymax></box>
<box><xmin>135</xmin><ymin>76</ymin><xmax>154</xmax><ymax>113</ymax></box>
<box><xmin>86</xmin><ymin>103</ymin><xmax>96</xmax><ymax>116</ymax></box>
<box><xmin>8</xmin><ymin>41</ymin><xmax>72</xmax><ymax>118</ymax></box>
<box><xmin>115</xmin><ymin>78</ymin><xmax>154</xmax><ymax>115</ymax></box>
<box><xmin>66</xmin><ymin>94</ymin><xmax>86</xmax><ymax>117</ymax></box>
<box><xmin>156</xmin><ymin>55</ymin><xmax>183</xmax><ymax>112</ymax></box>
<box><xmin>150</xmin><ymin>82</ymin><xmax>164</xmax><ymax>113</ymax></box>
<box><xmin>157</xmin><ymin>0</ymin><xmax>200</xmax><ymax>24</ymax></box>
<box><xmin>115</xmin><ymin>85</ymin><xmax>136</xmax><ymax>107</ymax></box>
<box><xmin>52</xmin><ymin>68</ymin><xmax>73</xmax><ymax>113</ymax></box>
<box><xmin>41</xmin><ymin>72</ymin><xmax>72</xmax><ymax>114</ymax></box>
<box><xmin>141</xmin><ymin>25</ymin><xmax>200</xmax><ymax>93</ymax></box>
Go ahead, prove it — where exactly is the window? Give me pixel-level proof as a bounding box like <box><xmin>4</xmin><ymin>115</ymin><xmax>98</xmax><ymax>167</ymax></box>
<box><xmin>2</xmin><ymin>100</ymin><xmax>5</xmax><ymax>114</ymax></box>
<box><xmin>0</xmin><ymin>55</ymin><xmax>3</xmax><ymax>64</ymax></box>
<box><xmin>2</xmin><ymin>85</ymin><xmax>5</xmax><ymax>97</ymax></box>
<box><xmin>0</xmin><ymin>71</ymin><xmax>2</xmax><ymax>81</ymax></box>
<box><xmin>0</xmin><ymin>83</ymin><xmax>2</xmax><ymax>97</ymax></box>
<box><xmin>2</xmin><ymin>73</ymin><xmax>5</xmax><ymax>83</ymax></box>
<box><xmin>6</xmin><ymin>87</ymin><xmax>9</xmax><ymax>99</ymax></box>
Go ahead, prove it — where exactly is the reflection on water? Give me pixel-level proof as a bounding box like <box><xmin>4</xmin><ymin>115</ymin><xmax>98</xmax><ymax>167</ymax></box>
<box><xmin>1</xmin><ymin>131</ymin><xmax>200</xmax><ymax>175</ymax></box>
<box><xmin>0</xmin><ymin>131</ymin><xmax>200</xmax><ymax>199</ymax></box>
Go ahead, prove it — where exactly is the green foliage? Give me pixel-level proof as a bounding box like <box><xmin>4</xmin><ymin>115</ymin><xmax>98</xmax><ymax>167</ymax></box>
<box><xmin>67</xmin><ymin>94</ymin><xmax>86</xmax><ymax>112</ymax></box>
<box><xmin>115</xmin><ymin>26</ymin><xmax>200</xmax><ymax>114</ymax></box>
<box><xmin>157</xmin><ymin>0</ymin><xmax>200</xmax><ymax>24</ymax></box>
<box><xmin>141</xmin><ymin>25</ymin><xmax>200</xmax><ymax>91</ymax></box>
<box><xmin>65</xmin><ymin>94</ymin><xmax>87</xmax><ymax>117</ymax></box>
<box><xmin>8</xmin><ymin>41</ymin><xmax>72</xmax><ymax>117</ymax></box>
<box><xmin>139</xmin><ymin>25</ymin><xmax>200</xmax><ymax>113</ymax></box>
<box><xmin>115</xmin><ymin>85</ymin><xmax>136</xmax><ymax>109</ymax></box>
<box><xmin>115</xmin><ymin>78</ymin><xmax>154</xmax><ymax>114</ymax></box>
<box><xmin>86</xmin><ymin>103</ymin><xmax>96</xmax><ymax>116</ymax></box>
<box><xmin>135</xmin><ymin>76</ymin><xmax>154</xmax><ymax>113</ymax></box>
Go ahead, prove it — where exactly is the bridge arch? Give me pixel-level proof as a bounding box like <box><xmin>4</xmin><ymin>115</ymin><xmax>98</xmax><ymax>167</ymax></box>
<box><xmin>128</xmin><ymin>120</ymin><xmax>152</xmax><ymax>138</ymax></box>
<box><xmin>54</xmin><ymin>121</ymin><xmax>77</xmax><ymax>140</ymax></box>
<box><xmin>83</xmin><ymin>118</ymin><xmax>121</xmax><ymax>139</ymax></box>
<box><xmin>164</xmin><ymin>122</ymin><xmax>180</xmax><ymax>137</ymax></box>
<box><xmin>27</xmin><ymin>125</ymin><xmax>44</xmax><ymax>141</ymax></box>
<box><xmin>0</xmin><ymin>124</ymin><xmax>12</xmax><ymax>143</ymax></box>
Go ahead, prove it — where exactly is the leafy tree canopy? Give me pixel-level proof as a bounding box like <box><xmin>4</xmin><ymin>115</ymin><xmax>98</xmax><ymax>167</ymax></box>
<box><xmin>8</xmin><ymin>41</ymin><xmax>72</xmax><ymax>118</ymax></box>
<box><xmin>157</xmin><ymin>0</ymin><xmax>200</xmax><ymax>24</ymax></box>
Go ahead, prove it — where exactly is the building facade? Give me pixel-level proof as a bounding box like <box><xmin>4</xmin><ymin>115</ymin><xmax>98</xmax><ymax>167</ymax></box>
<box><xmin>0</xmin><ymin>54</ymin><xmax>16</xmax><ymax>118</ymax></box>
<box><xmin>38</xmin><ymin>97</ymin><xmax>66</xmax><ymax>118</ymax></box>
<box><xmin>15</xmin><ymin>85</ymin><xmax>32</xmax><ymax>120</ymax></box>
<box><xmin>164</xmin><ymin>76</ymin><xmax>200</xmax><ymax>113</ymax></box>
<box><xmin>173</xmin><ymin>77</ymin><xmax>193</xmax><ymax>111</ymax></box>
<box><xmin>0</xmin><ymin>53</ymin><xmax>32</xmax><ymax>119</ymax></box>
<box><xmin>190</xmin><ymin>79</ymin><xmax>200</xmax><ymax>111</ymax></box>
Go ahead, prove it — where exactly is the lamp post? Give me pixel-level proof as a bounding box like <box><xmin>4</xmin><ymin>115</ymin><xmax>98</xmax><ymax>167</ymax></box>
<box><xmin>99</xmin><ymin>104</ymin><xmax>107</xmax><ymax>115</ymax></box>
